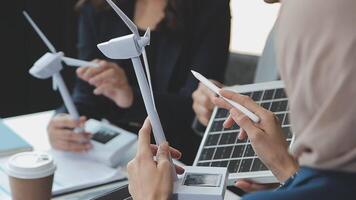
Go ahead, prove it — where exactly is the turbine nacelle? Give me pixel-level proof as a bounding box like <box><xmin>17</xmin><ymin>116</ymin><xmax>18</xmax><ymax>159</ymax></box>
<box><xmin>29</xmin><ymin>51</ymin><xmax>100</xmax><ymax>80</ymax></box>
<box><xmin>98</xmin><ymin>34</ymin><xmax>139</xmax><ymax>59</ymax></box>
<box><xmin>23</xmin><ymin>10</ymin><xmax>98</xmax><ymax>80</ymax></box>
<box><xmin>97</xmin><ymin>29</ymin><xmax>150</xmax><ymax>59</ymax></box>
<box><xmin>29</xmin><ymin>52</ymin><xmax>64</xmax><ymax>79</ymax></box>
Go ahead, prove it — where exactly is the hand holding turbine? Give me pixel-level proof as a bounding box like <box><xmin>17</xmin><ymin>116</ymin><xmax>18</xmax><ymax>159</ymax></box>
<box><xmin>96</xmin><ymin>1</ymin><xmax>228</xmax><ymax>199</ymax></box>
<box><xmin>23</xmin><ymin>11</ymin><xmax>98</xmax><ymax>122</ymax></box>
<box><xmin>97</xmin><ymin>0</ymin><xmax>174</xmax><ymax>178</ymax></box>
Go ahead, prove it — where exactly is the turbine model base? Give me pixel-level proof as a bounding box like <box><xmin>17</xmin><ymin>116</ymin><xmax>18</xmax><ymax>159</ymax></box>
<box><xmin>173</xmin><ymin>166</ymin><xmax>228</xmax><ymax>200</ymax></box>
<box><xmin>84</xmin><ymin>119</ymin><xmax>137</xmax><ymax>167</ymax></box>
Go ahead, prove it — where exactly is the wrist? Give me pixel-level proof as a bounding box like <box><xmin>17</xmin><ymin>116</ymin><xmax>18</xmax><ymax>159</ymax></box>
<box><xmin>124</xmin><ymin>86</ymin><xmax>134</xmax><ymax>108</ymax></box>
<box><xmin>113</xmin><ymin>85</ymin><xmax>134</xmax><ymax>108</ymax></box>
<box><xmin>274</xmin><ymin>156</ymin><xmax>299</xmax><ymax>183</ymax></box>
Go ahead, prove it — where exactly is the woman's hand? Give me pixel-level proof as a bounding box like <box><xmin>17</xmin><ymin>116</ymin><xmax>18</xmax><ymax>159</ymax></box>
<box><xmin>127</xmin><ymin>118</ymin><xmax>183</xmax><ymax>200</ymax></box>
<box><xmin>213</xmin><ymin>90</ymin><xmax>298</xmax><ymax>182</ymax></box>
<box><xmin>77</xmin><ymin>60</ymin><xmax>134</xmax><ymax>108</ymax></box>
<box><xmin>192</xmin><ymin>80</ymin><xmax>223</xmax><ymax>126</ymax></box>
<box><xmin>47</xmin><ymin>114</ymin><xmax>92</xmax><ymax>152</ymax></box>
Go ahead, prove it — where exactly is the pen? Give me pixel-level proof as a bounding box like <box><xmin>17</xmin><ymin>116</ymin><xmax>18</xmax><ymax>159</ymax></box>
<box><xmin>191</xmin><ymin>70</ymin><xmax>260</xmax><ymax>123</ymax></box>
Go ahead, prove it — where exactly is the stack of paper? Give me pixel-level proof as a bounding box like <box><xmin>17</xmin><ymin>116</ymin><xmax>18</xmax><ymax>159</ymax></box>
<box><xmin>0</xmin><ymin>149</ymin><xmax>127</xmax><ymax>199</ymax></box>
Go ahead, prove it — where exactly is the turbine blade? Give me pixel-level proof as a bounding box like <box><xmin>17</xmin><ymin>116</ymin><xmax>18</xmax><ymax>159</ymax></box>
<box><xmin>62</xmin><ymin>57</ymin><xmax>99</xmax><ymax>68</ymax></box>
<box><xmin>138</xmin><ymin>28</ymin><xmax>151</xmax><ymax>49</ymax></box>
<box><xmin>144</xmin><ymin>28</ymin><xmax>151</xmax><ymax>43</ymax></box>
<box><xmin>142</xmin><ymin>47</ymin><xmax>156</xmax><ymax>110</ymax></box>
<box><xmin>52</xmin><ymin>77</ymin><xmax>57</xmax><ymax>90</ymax></box>
<box><xmin>105</xmin><ymin>0</ymin><xmax>139</xmax><ymax>37</ymax></box>
<box><xmin>22</xmin><ymin>11</ymin><xmax>57</xmax><ymax>53</ymax></box>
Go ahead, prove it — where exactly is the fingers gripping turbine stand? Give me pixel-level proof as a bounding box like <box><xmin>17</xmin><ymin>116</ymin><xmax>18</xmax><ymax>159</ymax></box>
<box><xmin>97</xmin><ymin>1</ymin><xmax>228</xmax><ymax>199</ymax></box>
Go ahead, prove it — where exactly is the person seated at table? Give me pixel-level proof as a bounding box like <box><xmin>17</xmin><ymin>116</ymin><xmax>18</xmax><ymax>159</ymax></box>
<box><xmin>192</xmin><ymin>0</ymin><xmax>281</xmax><ymax>191</ymax></box>
<box><xmin>47</xmin><ymin>0</ymin><xmax>231</xmax><ymax>164</ymax></box>
<box><xmin>125</xmin><ymin>0</ymin><xmax>356</xmax><ymax>199</ymax></box>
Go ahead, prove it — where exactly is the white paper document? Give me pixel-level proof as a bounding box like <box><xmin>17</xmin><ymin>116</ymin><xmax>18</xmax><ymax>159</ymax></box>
<box><xmin>0</xmin><ymin>149</ymin><xmax>126</xmax><ymax>198</ymax></box>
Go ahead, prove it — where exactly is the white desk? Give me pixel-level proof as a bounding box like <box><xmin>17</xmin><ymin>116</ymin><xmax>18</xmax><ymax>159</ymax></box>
<box><xmin>2</xmin><ymin>111</ymin><xmax>240</xmax><ymax>200</ymax></box>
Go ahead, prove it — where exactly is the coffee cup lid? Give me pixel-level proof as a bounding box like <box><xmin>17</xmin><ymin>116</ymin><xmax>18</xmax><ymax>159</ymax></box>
<box><xmin>5</xmin><ymin>151</ymin><xmax>56</xmax><ymax>179</ymax></box>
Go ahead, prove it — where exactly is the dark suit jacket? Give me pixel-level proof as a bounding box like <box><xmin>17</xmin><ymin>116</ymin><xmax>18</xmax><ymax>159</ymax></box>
<box><xmin>243</xmin><ymin>167</ymin><xmax>356</xmax><ymax>200</ymax></box>
<box><xmin>57</xmin><ymin>0</ymin><xmax>231</xmax><ymax>164</ymax></box>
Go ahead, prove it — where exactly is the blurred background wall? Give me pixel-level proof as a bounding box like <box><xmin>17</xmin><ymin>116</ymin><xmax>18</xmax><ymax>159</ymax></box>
<box><xmin>230</xmin><ymin>1</ymin><xmax>280</xmax><ymax>54</ymax></box>
<box><xmin>0</xmin><ymin>0</ymin><xmax>78</xmax><ymax>117</ymax></box>
<box><xmin>0</xmin><ymin>0</ymin><xmax>279</xmax><ymax>118</ymax></box>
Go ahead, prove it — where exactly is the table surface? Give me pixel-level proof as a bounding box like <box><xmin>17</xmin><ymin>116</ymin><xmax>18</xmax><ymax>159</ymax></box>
<box><xmin>3</xmin><ymin>111</ymin><xmax>240</xmax><ymax>200</ymax></box>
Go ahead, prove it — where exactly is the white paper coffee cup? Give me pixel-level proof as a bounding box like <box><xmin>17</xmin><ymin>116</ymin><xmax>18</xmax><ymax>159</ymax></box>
<box><xmin>5</xmin><ymin>152</ymin><xmax>56</xmax><ymax>200</ymax></box>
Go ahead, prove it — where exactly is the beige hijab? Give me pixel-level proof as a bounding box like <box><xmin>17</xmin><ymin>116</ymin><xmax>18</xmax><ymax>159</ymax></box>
<box><xmin>276</xmin><ymin>0</ymin><xmax>356</xmax><ymax>172</ymax></box>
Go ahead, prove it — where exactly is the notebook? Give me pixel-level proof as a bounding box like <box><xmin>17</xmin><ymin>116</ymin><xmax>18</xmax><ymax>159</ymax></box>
<box><xmin>0</xmin><ymin>119</ymin><xmax>33</xmax><ymax>157</ymax></box>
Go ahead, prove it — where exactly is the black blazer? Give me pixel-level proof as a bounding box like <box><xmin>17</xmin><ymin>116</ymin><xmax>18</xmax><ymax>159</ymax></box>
<box><xmin>58</xmin><ymin>0</ymin><xmax>231</xmax><ymax>163</ymax></box>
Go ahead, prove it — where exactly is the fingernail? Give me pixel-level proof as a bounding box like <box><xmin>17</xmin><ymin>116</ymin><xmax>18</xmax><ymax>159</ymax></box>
<box><xmin>159</xmin><ymin>142</ymin><xmax>169</xmax><ymax>149</ymax></box>
<box><xmin>230</xmin><ymin>109</ymin><xmax>238</xmax><ymax>116</ymax></box>
<box><xmin>157</xmin><ymin>142</ymin><xmax>169</xmax><ymax>156</ymax></box>
<box><xmin>239</xmin><ymin>131</ymin><xmax>245</xmax><ymax>140</ymax></box>
<box><xmin>223</xmin><ymin>121</ymin><xmax>229</xmax><ymax>128</ymax></box>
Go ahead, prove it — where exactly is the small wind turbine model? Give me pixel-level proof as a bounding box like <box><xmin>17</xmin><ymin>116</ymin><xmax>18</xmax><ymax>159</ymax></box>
<box><xmin>97</xmin><ymin>1</ymin><xmax>228</xmax><ymax>199</ymax></box>
<box><xmin>23</xmin><ymin>11</ymin><xmax>98</xmax><ymax>125</ymax></box>
<box><xmin>23</xmin><ymin>11</ymin><xmax>137</xmax><ymax>167</ymax></box>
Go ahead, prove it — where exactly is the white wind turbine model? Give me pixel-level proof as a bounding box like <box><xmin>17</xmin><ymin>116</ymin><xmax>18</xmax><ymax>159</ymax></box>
<box><xmin>23</xmin><ymin>11</ymin><xmax>98</xmax><ymax>125</ymax></box>
<box><xmin>97</xmin><ymin>1</ymin><xmax>228</xmax><ymax>199</ymax></box>
<box><xmin>23</xmin><ymin>11</ymin><xmax>137</xmax><ymax>167</ymax></box>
